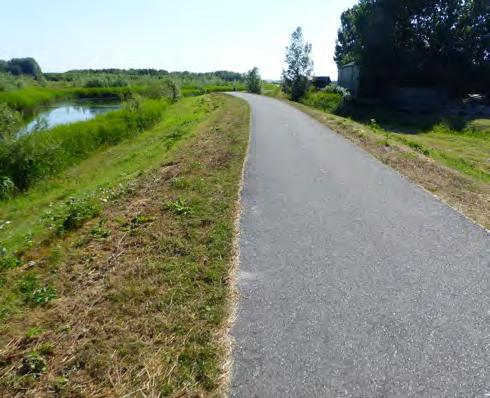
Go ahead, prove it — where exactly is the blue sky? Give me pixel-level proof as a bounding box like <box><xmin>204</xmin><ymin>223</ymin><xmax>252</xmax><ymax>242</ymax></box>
<box><xmin>0</xmin><ymin>0</ymin><xmax>357</xmax><ymax>80</ymax></box>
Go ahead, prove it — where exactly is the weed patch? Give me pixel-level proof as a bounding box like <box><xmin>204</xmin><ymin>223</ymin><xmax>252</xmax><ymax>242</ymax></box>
<box><xmin>164</xmin><ymin>198</ymin><xmax>194</xmax><ymax>215</ymax></box>
<box><xmin>42</xmin><ymin>196</ymin><xmax>101</xmax><ymax>237</ymax></box>
<box><xmin>18</xmin><ymin>275</ymin><xmax>57</xmax><ymax>306</ymax></box>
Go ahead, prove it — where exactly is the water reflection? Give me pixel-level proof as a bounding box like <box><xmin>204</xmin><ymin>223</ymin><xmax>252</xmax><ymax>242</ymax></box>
<box><xmin>17</xmin><ymin>100</ymin><xmax>121</xmax><ymax>136</ymax></box>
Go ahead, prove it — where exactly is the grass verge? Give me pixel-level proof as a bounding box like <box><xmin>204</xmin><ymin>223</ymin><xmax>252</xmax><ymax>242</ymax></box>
<box><xmin>289</xmin><ymin>101</ymin><xmax>490</xmax><ymax>230</ymax></box>
<box><xmin>0</xmin><ymin>93</ymin><xmax>249</xmax><ymax>396</ymax></box>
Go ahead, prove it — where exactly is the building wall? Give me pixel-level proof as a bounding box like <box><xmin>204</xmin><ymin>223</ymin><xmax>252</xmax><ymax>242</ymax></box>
<box><xmin>338</xmin><ymin>64</ymin><xmax>360</xmax><ymax>97</ymax></box>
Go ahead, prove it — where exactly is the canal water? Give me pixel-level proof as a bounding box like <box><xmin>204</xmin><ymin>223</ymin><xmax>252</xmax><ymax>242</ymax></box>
<box><xmin>17</xmin><ymin>99</ymin><xmax>121</xmax><ymax>136</ymax></box>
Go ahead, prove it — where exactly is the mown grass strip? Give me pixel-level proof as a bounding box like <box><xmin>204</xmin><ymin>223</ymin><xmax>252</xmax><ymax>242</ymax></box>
<box><xmin>0</xmin><ymin>94</ymin><xmax>249</xmax><ymax>397</ymax></box>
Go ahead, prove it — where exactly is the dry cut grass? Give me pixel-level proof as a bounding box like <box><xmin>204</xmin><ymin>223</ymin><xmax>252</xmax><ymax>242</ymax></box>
<box><xmin>0</xmin><ymin>94</ymin><xmax>250</xmax><ymax>397</ymax></box>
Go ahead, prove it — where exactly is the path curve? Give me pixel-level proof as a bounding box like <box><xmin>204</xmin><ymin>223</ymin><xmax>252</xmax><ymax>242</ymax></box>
<box><xmin>229</xmin><ymin>93</ymin><xmax>489</xmax><ymax>397</ymax></box>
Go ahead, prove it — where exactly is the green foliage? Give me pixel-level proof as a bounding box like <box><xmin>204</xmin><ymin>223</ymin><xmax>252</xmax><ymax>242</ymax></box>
<box><xmin>19</xmin><ymin>351</ymin><xmax>47</xmax><ymax>375</ymax></box>
<box><xmin>0</xmin><ymin>254</ymin><xmax>20</xmax><ymax>270</ymax></box>
<box><xmin>0</xmin><ymin>72</ymin><xmax>32</xmax><ymax>92</ymax></box>
<box><xmin>164</xmin><ymin>198</ymin><xmax>193</xmax><ymax>215</ymax></box>
<box><xmin>302</xmin><ymin>90</ymin><xmax>343</xmax><ymax>112</ymax></box>
<box><xmin>143</xmin><ymin>80</ymin><xmax>180</xmax><ymax>102</ymax></box>
<box><xmin>262</xmin><ymin>82</ymin><xmax>281</xmax><ymax>96</ymax></box>
<box><xmin>18</xmin><ymin>274</ymin><xmax>57</xmax><ymax>305</ymax></box>
<box><xmin>323</xmin><ymin>83</ymin><xmax>351</xmax><ymax>99</ymax></box>
<box><xmin>0</xmin><ymin>99</ymin><xmax>167</xmax><ymax>191</ymax></box>
<box><xmin>0</xmin><ymin>58</ymin><xmax>43</xmax><ymax>80</ymax></box>
<box><xmin>0</xmin><ymin>87</ymin><xmax>64</xmax><ymax>114</ymax></box>
<box><xmin>0</xmin><ymin>96</ymin><xmax>215</xmax><ymax>267</ymax></box>
<box><xmin>25</xmin><ymin>326</ymin><xmax>44</xmax><ymax>339</ymax></box>
<box><xmin>42</xmin><ymin>196</ymin><xmax>101</xmax><ymax>236</ymax></box>
<box><xmin>245</xmin><ymin>67</ymin><xmax>262</xmax><ymax>94</ymax></box>
<box><xmin>85</xmin><ymin>76</ymin><xmax>128</xmax><ymax>88</ymax></box>
<box><xmin>0</xmin><ymin>87</ymin><xmax>138</xmax><ymax>116</ymax></box>
<box><xmin>335</xmin><ymin>0</ymin><xmax>490</xmax><ymax>96</ymax></box>
<box><xmin>45</xmin><ymin>69</ymin><xmax>246</xmax><ymax>93</ymax></box>
<box><xmin>282</xmin><ymin>27</ymin><xmax>314</xmax><ymax>101</ymax></box>
<box><xmin>0</xmin><ymin>103</ymin><xmax>22</xmax><ymax>140</ymax></box>
<box><xmin>0</xmin><ymin>176</ymin><xmax>15</xmax><ymax>200</ymax></box>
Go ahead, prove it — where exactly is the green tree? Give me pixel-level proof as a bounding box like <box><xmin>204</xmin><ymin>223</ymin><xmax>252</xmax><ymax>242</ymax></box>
<box><xmin>335</xmin><ymin>0</ymin><xmax>490</xmax><ymax>96</ymax></box>
<box><xmin>281</xmin><ymin>27</ymin><xmax>314</xmax><ymax>101</ymax></box>
<box><xmin>0</xmin><ymin>103</ymin><xmax>22</xmax><ymax>141</ymax></box>
<box><xmin>246</xmin><ymin>67</ymin><xmax>262</xmax><ymax>94</ymax></box>
<box><xmin>6</xmin><ymin>58</ymin><xmax>43</xmax><ymax>80</ymax></box>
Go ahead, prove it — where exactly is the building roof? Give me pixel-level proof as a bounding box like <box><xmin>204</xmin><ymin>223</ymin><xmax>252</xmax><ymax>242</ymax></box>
<box><xmin>312</xmin><ymin>76</ymin><xmax>331</xmax><ymax>81</ymax></box>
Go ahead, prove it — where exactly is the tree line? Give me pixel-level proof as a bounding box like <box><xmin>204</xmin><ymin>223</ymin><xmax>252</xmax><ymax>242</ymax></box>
<box><xmin>335</xmin><ymin>0</ymin><xmax>489</xmax><ymax>97</ymax></box>
<box><xmin>46</xmin><ymin>69</ymin><xmax>245</xmax><ymax>83</ymax></box>
<box><xmin>0</xmin><ymin>58</ymin><xmax>43</xmax><ymax>80</ymax></box>
<box><xmin>275</xmin><ymin>1</ymin><xmax>489</xmax><ymax>101</ymax></box>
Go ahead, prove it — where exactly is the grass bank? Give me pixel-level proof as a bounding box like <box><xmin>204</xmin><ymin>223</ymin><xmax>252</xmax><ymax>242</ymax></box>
<box><xmin>0</xmin><ymin>93</ymin><xmax>249</xmax><ymax>396</ymax></box>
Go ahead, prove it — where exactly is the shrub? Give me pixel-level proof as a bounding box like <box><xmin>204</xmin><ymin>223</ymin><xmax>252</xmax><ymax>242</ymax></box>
<box><xmin>164</xmin><ymin>198</ymin><xmax>193</xmax><ymax>215</ymax></box>
<box><xmin>0</xmin><ymin>176</ymin><xmax>15</xmax><ymax>200</ymax></box>
<box><xmin>323</xmin><ymin>83</ymin><xmax>351</xmax><ymax>100</ymax></box>
<box><xmin>19</xmin><ymin>352</ymin><xmax>46</xmax><ymax>375</ymax></box>
<box><xmin>18</xmin><ymin>274</ymin><xmax>57</xmax><ymax>306</ymax></box>
<box><xmin>84</xmin><ymin>78</ymin><xmax>105</xmax><ymax>88</ymax></box>
<box><xmin>42</xmin><ymin>195</ymin><xmax>101</xmax><ymax>236</ymax></box>
<box><xmin>0</xmin><ymin>103</ymin><xmax>22</xmax><ymax>140</ymax></box>
<box><xmin>302</xmin><ymin>90</ymin><xmax>343</xmax><ymax>113</ymax></box>
<box><xmin>0</xmin><ymin>254</ymin><xmax>20</xmax><ymax>270</ymax></box>
<box><xmin>143</xmin><ymin>80</ymin><xmax>180</xmax><ymax>102</ymax></box>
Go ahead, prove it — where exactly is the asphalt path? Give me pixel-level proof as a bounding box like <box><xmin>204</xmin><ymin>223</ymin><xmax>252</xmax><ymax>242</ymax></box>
<box><xmin>229</xmin><ymin>93</ymin><xmax>489</xmax><ymax>397</ymax></box>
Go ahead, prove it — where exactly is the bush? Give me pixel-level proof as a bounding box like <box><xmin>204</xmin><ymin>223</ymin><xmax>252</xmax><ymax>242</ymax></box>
<box><xmin>0</xmin><ymin>254</ymin><xmax>20</xmax><ymax>270</ymax></box>
<box><xmin>18</xmin><ymin>274</ymin><xmax>57</xmax><ymax>305</ymax></box>
<box><xmin>302</xmin><ymin>90</ymin><xmax>344</xmax><ymax>113</ymax></box>
<box><xmin>143</xmin><ymin>80</ymin><xmax>180</xmax><ymax>102</ymax></box>
<box><xmin>42</xmin><ymin>195</ymin><xmax>101</xmax><ymax>236</ymax></box>
<box><xmin>84</xmin><ymin>78</ymin><xmax>105</xmax><ymax>88</ymax></box>
<box><xmin>323</xmin><ymin>83</ymin><xmax>351</xmax><ymax>100</ymax></box>
<box><xmin>0</xmin><ymin>103</ymin><xmax>22</xmax><ymax>140</ymax></box>
<box><xmin>0</xmin><ymin>176</ymin><xmax>15</xmax><ymax>200</ymax></box>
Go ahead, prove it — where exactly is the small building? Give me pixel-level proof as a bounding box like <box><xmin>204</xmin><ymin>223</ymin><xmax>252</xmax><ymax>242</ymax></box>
<box><xmin>338</xmin><ymin>62</ymin><xmax>360</xmax><ymax>97</ymax></box>
<box><xmin>311</xmin><ymin>76</ymin><xmax>331</xmax><ymax>89</ymax></box>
